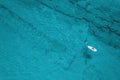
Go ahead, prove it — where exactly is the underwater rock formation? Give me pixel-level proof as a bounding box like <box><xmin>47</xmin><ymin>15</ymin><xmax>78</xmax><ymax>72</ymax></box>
<box><xmin>36</xmin><ymin>0</ymin><xmax>120</xmax><ymax>48</ymax></box>
<box><xmin>0</xmin><ymin>0</ymin><xmax>120</xmax><ymax>80</ymax></box>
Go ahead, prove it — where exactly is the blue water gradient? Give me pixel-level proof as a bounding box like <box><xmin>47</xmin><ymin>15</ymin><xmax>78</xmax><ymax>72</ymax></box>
<box><xmin>0</xmin><ymin>0</ymin><xmax>120</xmax><ymax>80</ymax></box>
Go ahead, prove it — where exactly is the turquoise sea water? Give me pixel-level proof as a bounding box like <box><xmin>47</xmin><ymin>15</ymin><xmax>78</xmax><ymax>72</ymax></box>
<box><xmin>0</xmin><ymin>0</ymin><xmax>120</xmax><ymax>80</ymax></box>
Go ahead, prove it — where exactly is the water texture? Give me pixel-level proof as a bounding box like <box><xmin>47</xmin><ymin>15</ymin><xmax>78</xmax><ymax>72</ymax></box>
<box><xmin>0</xmin><ymin>0</ymin><xmax>120</xmax><ymax>80</ymax></box>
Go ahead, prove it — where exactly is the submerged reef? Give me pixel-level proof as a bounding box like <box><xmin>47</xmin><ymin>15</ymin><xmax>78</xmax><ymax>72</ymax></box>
<box><xmin>0</xmin><ymin>0</ymin><xmax>120</xmax><ymax>80</ymax></box>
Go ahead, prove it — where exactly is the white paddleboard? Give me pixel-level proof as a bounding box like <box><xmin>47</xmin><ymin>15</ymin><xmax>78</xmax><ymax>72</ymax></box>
<box><xmin>87</xmin><ymin>45</ymin><xmax>97</xmax><ymax>52</ymax></box>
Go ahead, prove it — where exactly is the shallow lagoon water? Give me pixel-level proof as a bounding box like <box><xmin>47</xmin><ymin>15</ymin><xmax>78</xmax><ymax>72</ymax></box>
<box><xmin>0</xmin><ymin>0</ymin><xmax>120</xmax><ymax>80</ymax></box>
